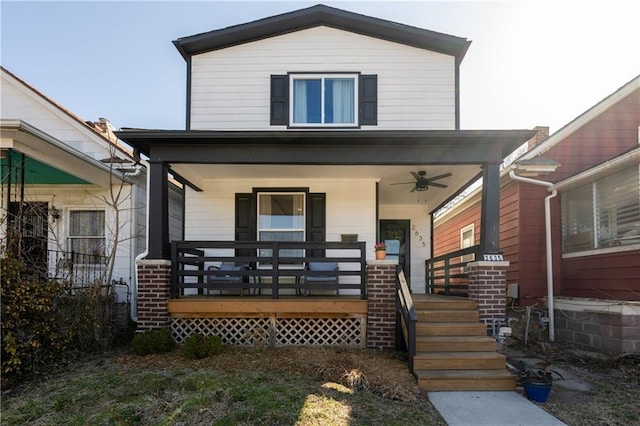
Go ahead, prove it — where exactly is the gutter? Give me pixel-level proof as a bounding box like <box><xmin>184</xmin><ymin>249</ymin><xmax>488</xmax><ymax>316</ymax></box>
<box><xmin>508</xmin><ymin>168</ymin><xmax>557</xmax><ymax>341</ymax></box>
<box><xmin>131</xmin><ymin>159</ymin><xmax>150</xmax><ymax>322</ymax></box>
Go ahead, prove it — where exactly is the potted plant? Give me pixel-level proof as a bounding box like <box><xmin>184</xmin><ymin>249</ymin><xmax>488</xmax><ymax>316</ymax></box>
<box><xmin>517</xmin><ymin>341</ymin><xmax>563</xmax><ymax>403</ymax></box>
<box><xmin>374</xmin><ymin>242</ymin><xmax>387</xmax><ymax>260</ymax></box>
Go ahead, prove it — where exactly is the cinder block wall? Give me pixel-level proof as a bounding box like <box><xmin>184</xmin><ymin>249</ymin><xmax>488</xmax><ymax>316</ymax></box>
<box><xmin>555</xmin><ymin>309</ymin><xmax>640</xmax><ymax>354</ymax></box>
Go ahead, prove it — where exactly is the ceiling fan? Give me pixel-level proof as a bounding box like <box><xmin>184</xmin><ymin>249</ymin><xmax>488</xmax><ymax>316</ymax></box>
<box><xmin>390</xmin><ymin>170</ymin><xmax>452</xmax><ymax>192</ymax></box>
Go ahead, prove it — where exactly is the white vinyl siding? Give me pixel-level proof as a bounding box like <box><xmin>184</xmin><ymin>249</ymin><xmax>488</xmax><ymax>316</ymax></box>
<box><xmin>562</xmin><ymin>165</ymin><xmax>640</xmax><ymax>253</ymax></box>
<box><xmin>190</xmin><ymin>26</ymin><xmax>455</xmax><ymax>130</ymax></box>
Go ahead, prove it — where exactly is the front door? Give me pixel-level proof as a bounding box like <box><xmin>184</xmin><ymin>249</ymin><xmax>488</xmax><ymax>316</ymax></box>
<box><xmin>380</xmin><ymin>219</ymin><xmax>410</xmax><ymax>287</ymax></box>
<box><xmin>8</xmin><ymin>202</ymin><xmax>49</xmax><ymax>279</ymax></box>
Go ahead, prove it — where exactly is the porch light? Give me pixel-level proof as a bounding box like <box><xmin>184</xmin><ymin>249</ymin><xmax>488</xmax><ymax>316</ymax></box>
<box><xmin>49</xmin><ymin>206</ymin><xmax>60</xmax><ymax>221</ymax></box>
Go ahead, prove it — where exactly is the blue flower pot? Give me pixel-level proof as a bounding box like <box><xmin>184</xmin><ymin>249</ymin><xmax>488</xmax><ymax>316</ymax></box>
<box><xmin>523</xmin><ymin>381</ymin><xmax>552</xmax><ymax>403</ymax></box>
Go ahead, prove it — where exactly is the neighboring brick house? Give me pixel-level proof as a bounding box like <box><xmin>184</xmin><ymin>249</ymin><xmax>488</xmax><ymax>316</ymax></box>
<box><xmin>434</xmin><ymin>75</ymin><xmax>640</xmax><ymax>353</ymax></box>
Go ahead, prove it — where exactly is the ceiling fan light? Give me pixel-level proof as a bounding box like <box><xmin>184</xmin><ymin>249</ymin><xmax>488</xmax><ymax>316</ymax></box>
<box><xmin>415</xmin><ymin>185</ymin><xmax>428</xmax><ymax>191</ymax></box>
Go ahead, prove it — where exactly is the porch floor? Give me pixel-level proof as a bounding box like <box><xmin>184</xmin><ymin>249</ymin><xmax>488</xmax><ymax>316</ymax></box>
<box><xmin>168</xmin><ymin>295</ymin><xmax>367</xmax><ymax>318</ymax></box>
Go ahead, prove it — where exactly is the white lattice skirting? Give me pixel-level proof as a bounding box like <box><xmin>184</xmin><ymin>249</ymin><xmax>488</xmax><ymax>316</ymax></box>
<box><xmin>171</xmin><ymin>316</ymin><xmax>365</xmax><ymax>347</ymax></box>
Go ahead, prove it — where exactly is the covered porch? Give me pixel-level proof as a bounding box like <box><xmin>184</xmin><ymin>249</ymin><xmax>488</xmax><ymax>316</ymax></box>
<box><xmin>118</xmin><ymin>128</ymin><xmax>534</xmax><ymax>348</ymax></box>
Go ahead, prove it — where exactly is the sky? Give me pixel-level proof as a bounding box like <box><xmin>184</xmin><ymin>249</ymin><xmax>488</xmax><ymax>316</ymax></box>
<box><xmin>2</xmin><ymin>1</ymin><xmax>639</xmax><ymax>135</ymax></box>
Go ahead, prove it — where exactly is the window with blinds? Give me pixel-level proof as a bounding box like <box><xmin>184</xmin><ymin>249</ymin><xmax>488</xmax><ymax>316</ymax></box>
<box><xmin>562</xmin><ymin>165</ymin><xmax>640</xmax><ymax>253</ymax></box>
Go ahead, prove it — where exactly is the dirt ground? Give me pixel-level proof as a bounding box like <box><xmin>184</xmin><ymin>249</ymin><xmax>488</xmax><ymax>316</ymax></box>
<box><xmin>119</xmin><ymin>343</ymin><xmax>640</xmax><ymax>425</ymax></box>
<box><xmin>511</xmin><ymin>343</ymin><xmax>640</xmax><ymax>425</ymax></box>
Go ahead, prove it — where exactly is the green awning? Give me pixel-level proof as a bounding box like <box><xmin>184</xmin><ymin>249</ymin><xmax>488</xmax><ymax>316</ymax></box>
<box><xmin>1</xmin><ymin>150</ymin><xmax>90</xmax><ymax>185</ymax></box>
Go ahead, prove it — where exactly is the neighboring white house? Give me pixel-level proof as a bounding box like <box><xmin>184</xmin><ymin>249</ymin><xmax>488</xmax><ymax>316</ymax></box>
<box><xmin>0</xmin><ymin>67</ymin><xmax>183</xmax><ymax>320</ymax></box>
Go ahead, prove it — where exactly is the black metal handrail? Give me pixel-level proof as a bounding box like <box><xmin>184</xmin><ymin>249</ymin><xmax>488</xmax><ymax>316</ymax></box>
<box><xmin>425</xmin><ymin>245</ymin><xmax>479</xmax><ymax>296</ymax></box>
<box><xmin>170</xmin><ymin>240</ymin><xmax>367</xmax><ymax>299</ymax></box>
<box><xmin>396</xmin><ymin>270</ymin><xmax>417</xmax><ymax>374</ymax></box>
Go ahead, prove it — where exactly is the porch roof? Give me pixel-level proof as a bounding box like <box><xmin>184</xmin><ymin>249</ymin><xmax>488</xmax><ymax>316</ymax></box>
<box><xmin>116</xmin><ymin>129</ymin><xmax>536</xmax><ymax>164</ymax></box>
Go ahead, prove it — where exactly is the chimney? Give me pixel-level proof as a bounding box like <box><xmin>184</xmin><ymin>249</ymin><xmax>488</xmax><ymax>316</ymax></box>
<box><xmin>528</xmin><ymin>126</ymin><xmax>550</xmax><ymax>151</ymax></box>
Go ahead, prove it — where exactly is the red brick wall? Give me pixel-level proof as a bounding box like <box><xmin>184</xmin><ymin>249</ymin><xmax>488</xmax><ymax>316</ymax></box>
<box><xmin>136</xmin><ymin>260</ymin><xmax>171</xmax><ymax>331</ymax></box>
<box><xmin>366</xmin><ymin>263</ymin><xmax>396</xmax><ymax>349</ymax></box>
<box><xmin>467</xmin><ymin>261</ymin><xmax>508</xmax><ymax>330</ymax></box>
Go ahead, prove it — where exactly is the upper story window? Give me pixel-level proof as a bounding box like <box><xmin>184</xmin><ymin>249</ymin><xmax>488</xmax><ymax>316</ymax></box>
<box><xmin>290</xmin><ymin>74</ymin><xmax>357</xmax><ymax>126</ymax></box>
<box><xmin>270</xmin><ymin>74</ymin><xmax>377</xmax><ymax>127</ymax></box>
<box><xmin>562</xmin><ymin>165</ymin><xmax>640</xmax><ymax>254</ymax></box>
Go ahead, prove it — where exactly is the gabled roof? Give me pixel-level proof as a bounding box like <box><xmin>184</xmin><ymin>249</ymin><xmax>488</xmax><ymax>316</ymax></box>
<box><xmin>173</xmin><ymin>4</ymin><xmax>471</xmax><ymax>62</ymax></box>
<box><xmin>0</xmin><ymin>66</ymin><xmax>135</xmax><ymax>161</ymax></box>
<box><xmin>522</xmin><ymin>74</ymin><xmax>640</xmax><ymax>161</ymax></box>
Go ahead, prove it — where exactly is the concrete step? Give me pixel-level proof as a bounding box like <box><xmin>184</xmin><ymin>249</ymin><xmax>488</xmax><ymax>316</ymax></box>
<box><xmin>416</xmin><ymin>369</ymin><xmax>517</xmax><ymax>391</ymax></box>
<box><xmin>416</xmin><ymin>309</ymin><xmax>479</xmax><ymax>323</ymax></box>
<box><xmin>417</xmin><ymin>335</ymin><xmax>497</xmax><ymax>352</ymax></box>
<box><xmin>413</xmin><ymin>351</ymin><xmax>507</xmax><ymax>370</ymax></box>
<box><xmin>417</xmin><ymin>322</ymin><xmax>487</xmax><ymax>336</ymax></box>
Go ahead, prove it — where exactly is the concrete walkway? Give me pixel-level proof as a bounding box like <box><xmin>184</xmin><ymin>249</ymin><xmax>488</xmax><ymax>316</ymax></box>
<box><xmin>428</xmin><ymin>391</ymin><xmax>567</xmax><ymax>426</ymax></box>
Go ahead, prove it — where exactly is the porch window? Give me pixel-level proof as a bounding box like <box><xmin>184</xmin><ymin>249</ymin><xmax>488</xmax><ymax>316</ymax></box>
<box><xmin>562</xmin><ymin>165</ymin><xmax>640</xmax><ymax>253</ymax></box>
<box><xmin>290</xmin><ymin>74</ymin><xmax>357</xmax><ymax>126</ymax></box>
<box><xmin>257</xmin><ymin>193</ymin><xmax>305</xmax><ymax>262</ymax></box>
<box><xmin>68</xmin><ymin>210</ymin><xmax>105</xmax><ymax>263</ymax></box>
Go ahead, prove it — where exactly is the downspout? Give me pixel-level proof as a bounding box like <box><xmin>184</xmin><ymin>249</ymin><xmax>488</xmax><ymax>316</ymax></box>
<box><xmin>131</xmin><ymin>159</ymin><xmax>150</xmax><ymax>322</ymax></box>
<box><xmin>508</xmin><ymin>168</ymin><xmax>557</xmax><ymax>341</ymax></box>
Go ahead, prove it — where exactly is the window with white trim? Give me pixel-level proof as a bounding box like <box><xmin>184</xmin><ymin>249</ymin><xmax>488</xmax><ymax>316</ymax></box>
<box><xmin>68</xmin><ymin>210</ymin><xmax>106</xmax><ymax>263</ymax></box>
<box><xmin>562</xmin><ymin>165</ymin><xmax>640</xmax><ymax>253</ymax></box>
<box><xmin>290</xmin><ymin>74</ymin><xmax>358</xmax><ymax>127</ymax></box>
<box><xmin>257</xmin><ymin>193</ymin><xmax>305</xmax><ymax>261</ymax></box>
<box><xmin>460</xmin><ymin>224</ymin><xmax>475</xmax><ymax>263</ymax></box>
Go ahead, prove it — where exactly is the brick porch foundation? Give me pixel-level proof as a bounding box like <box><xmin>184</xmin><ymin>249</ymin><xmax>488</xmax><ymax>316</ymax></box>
<box><xmin>136</xmin><ymin>259</ymin><xmax>171</xmax><ymax>331</ymax></box>
<box><xmin>466</xmin><ymin>261</ymin><xmax>509</xmax><ymax>332</ymax></box>
<box><xmin>366</xmin><ymin>261</ymin><xmax>397</xmax><ymax>349</ymax></box>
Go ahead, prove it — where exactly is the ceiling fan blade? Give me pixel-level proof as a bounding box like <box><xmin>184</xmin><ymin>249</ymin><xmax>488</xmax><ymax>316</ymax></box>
<box><xmin>410</xmin><ymin>186</ymin><xmax>417</xmax><ymax>193</ymax></box>
<box><xmin>426</xmin><ymin>172</ymin><xmax>453</xmax><ymax>181</ymax></box>
<box><xmin>410</xmin><ymin>171</ymin><xmax>421</xmax><ymax>181</ymax></box>
<box><xmin>390</xmin><ymin>181</ymin><xmax>416</xmax><ymax>185</ymax></box>
<box><xmin>427</xmin><ymin>182</ymin><xmax>448</xmax><ymax>188</ymax></box>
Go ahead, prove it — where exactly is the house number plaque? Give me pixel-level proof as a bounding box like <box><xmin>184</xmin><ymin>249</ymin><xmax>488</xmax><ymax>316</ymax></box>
<box><xmin>483</xmin><ymin>254</ymin><xmax>504</xmax><ymax>261</ymax></box>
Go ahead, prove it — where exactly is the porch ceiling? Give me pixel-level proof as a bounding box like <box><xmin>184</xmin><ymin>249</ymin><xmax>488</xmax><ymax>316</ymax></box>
<box><xmin>170</xmin><ymin>163</ymin><xmax>482</xmax><ymax>210</ymax></box>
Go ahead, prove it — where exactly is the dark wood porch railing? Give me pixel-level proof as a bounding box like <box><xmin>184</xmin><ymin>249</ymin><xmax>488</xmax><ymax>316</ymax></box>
<box><xmin>425</xmin><ymin>245</ymin><xmax>479</xmax><ymax>296</ymax></box>
<box><xmin>396</xmin><ymin>270</ymin><xmax>417</xmax><ymax>374</ymax></box>
<box><xmin>170</xmin><ymin>241</ymin><xmax>367</xmax><ymax>299</ymax></box>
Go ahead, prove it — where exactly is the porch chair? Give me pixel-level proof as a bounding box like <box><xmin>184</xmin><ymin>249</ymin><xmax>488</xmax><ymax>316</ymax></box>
<box><xmin>300</xmin><ymin>262</ymin><xmax>339</xmax><ymax>296</ymax></box>
<box><xmin>206</xmin><ymin>262</ymin><xmax>250</xmax><ymax>296</ymax></box>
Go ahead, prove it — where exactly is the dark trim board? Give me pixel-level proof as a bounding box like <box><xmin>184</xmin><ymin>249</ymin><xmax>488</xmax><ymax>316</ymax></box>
<box><xmin>116</xmin><ymin>129</ymin><xmax>536</xmax><ymax>165</ymax></box>
<box><xmin>173</xmin><ymin>4</ymin><xmax>470</xmax><ymax>61</ymax></box>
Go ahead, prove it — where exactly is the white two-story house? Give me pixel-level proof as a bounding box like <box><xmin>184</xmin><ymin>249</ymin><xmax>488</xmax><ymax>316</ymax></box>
<box><xmin>117</xmin><ymin>5</ymin><xmax>534</xmax><ymax>389</ymax></box>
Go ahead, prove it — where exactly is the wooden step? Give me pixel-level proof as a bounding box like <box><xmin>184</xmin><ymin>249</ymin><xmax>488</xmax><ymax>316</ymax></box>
<box><xmin>417</xmin><ymin>309</ymin><xmax>479</xmax><ymax>322</ymax></box>
<box><xmin>416</xmin><ymin>369</ymin><xmax>517</xmax><ymax>391</ymax></box>
<box><xmin>413</xmin><ymin>295</ymin><xmax>477</xmax><ymax>311</ymax></box>
<box><xmin>417</xmin><ymin>335</ymin><xmax>497</xmax><ymax>352</ymax></box>
<box><xmin>413</xmin><ymin>351</ymin><xmax>506</xmax><ymax>370</ymax></box>
<box><xmin>417</xmin><ymin>322</ymin><xmax>487</xmax><ymax>336</ymax></box>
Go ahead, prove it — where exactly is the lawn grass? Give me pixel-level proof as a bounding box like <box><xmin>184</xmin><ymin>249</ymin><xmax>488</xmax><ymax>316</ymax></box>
<box><xmin>1</xmin><ymin>354</ymin><xmax>445</xmax><ymax>426</ymax></box>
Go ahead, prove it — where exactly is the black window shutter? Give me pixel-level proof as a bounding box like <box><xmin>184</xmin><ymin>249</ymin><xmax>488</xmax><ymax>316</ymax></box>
<box><xmin>359</xmin><ymin>74</ymin><xmax>377</xmax><ymax>125</ymax></box>
<box><xmin>307</xmin><ymin>193</ymin><xmax>326</xmax><ymax>258</ymax></box>
<box><xmin>235</xmin><ymin>193</ymin><xmax>255</xmax><ymax>264</ymax></box>
<box><xmin>270</xmin><ymin>75</ymin><xmax>289</xmax><ymax>125</ymax></box>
